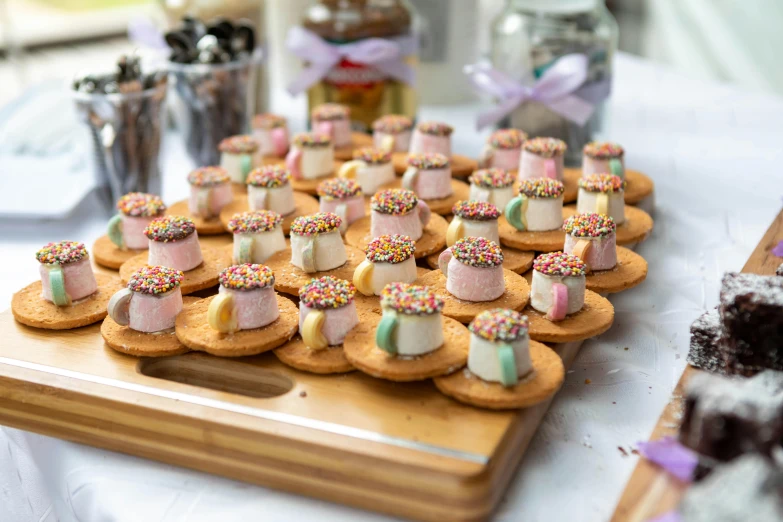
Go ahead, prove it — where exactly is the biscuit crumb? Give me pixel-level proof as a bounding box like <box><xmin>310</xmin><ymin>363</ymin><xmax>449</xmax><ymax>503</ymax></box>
<box><xmin>299</xmin><ymin>391</ymin><xmax>307</xmax><ymax>398</ymax></box>
<box><xmin>585</xmin><ymin>378</ymin><xmax>592</xmax><ymax>384</ymax></box>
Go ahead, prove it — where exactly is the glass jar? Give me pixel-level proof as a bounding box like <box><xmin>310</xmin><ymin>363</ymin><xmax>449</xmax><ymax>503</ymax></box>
<box><xmin>302</xmin><ymin>0</ymin><xmax>418</xmax><ymax>132</ymax></box>
<box><xmin>490</xmin><ymin>0</ymin><xmax>617</xmax><ymax>166</ymax></box>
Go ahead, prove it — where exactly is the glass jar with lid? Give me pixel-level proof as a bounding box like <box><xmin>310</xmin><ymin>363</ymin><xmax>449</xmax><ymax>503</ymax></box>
<box><xmin>490</xmin><ymin>0</ymin><xmax>618</xmax><ymax>165</ymax></box>
<box><xmin>302</xmin><ymin>0</ymin><xmax>418</xmax><ymax>132</ymax></box>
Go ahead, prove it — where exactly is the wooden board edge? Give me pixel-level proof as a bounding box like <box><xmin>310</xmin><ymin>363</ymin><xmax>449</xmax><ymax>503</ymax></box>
<box><xmin>0</xmin><ymin>366</ymin><xmax>500</xmax><ymax>522</ymax></box>
<box><xmin>610</xmin><ymin>208</ymin><xmax>783</xmax><ymax>522</ymax></box>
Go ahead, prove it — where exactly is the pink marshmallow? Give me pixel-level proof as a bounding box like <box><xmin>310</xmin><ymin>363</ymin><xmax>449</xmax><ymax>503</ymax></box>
<box><xmin>188</xmin><ymin>182</ymin><xmax>233</xmax><ymax>218</ymax></box>
<box><xmin>299</xmin><ymin>301</ymin><xmax>359</xmax><ymax>346</ymax></box>
<box><xmin>121</xmin><ymin>215</ymin><xmax>156</xmax><ymax>250</ymax></box>
<box><xmin>148</xmin><ymin>231</ymin><xmax>203</xmax><ymax>272</ymax></box>
<box><xmin>443</xmin><ymin>255</ymin><xmax>505</xmax><ymax>302</ymax></box>
<box><xmin>582</xmin><ymin>155</ymin><xmax>625</xmax><ymax>178</ymax></box>
<box><xmin>128</xmin><ymin>287</ymin><xmax>183</xmax><ymax>333</ymax></box>
<box><xmin>319</xmin><ymin>195</ymin><xmax>366</xmax><ymax>227</ymax></box>
<box><xmin>253</xmin><ymin>126</ymin><xmax>289</xmax><ymax>157</ymax></box>
<box><xmin>219</xmin><ymin>285</ymin><xmax>279</xmax><ymax>330</ymax></box>
<box><xmin>373</xmin><ymin>130</ymin><xmax>411</xmax><ymax>152</ymax></box>
<box><xmin>410</xmin><ymin>131</ymin><xmax>451</xmax><ymax>157</ymax></box>
<box><xmin>370</xmin><ymin>201</ymin><xmax>429</xmax><ymax>241</ymax></box>
<box><xmin>315</xmin><ymin>119</ymin><xmax>352</xmax><ymax>148</ymax></box>
<box><xmin>39</xmin><ymin>257</ymin><xmax>98</xmax><ymax>303</ymax></box>
<box><xmin>407</xmin><ymin>167</ymin><xmax>452</xmax><ymax>200</ymax></box>
<box><xmin>563</xmin><ymin>231</ymin><xmax>618</xmax><ymax>271</ymax></box>
<box><xmin>487</xmin><ymin>148</ymin><xmax>521</xmax><ymax>171</ymax></box>
<box><xmin>518</xmin><ymin>150</ymin><xmax>564</xmax><ymax>182</ymax></box>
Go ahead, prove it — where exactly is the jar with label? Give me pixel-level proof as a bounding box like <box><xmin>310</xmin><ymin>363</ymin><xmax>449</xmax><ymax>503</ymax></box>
<box><xmin>300</xmin><ymin>0</ymin><xmax>418</xmax><ymax>132</ymax></box>
<box><xmin>490</xmin><ymin>0</ymin><xmax>617</xmax><ymax>166</ymax></box>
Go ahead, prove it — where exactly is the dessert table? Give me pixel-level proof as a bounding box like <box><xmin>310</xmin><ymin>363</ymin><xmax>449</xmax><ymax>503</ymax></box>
<box><xmin>2</xmin><ymin>53</ymin><xmax>783</xmax><ymax>522</ymax></box>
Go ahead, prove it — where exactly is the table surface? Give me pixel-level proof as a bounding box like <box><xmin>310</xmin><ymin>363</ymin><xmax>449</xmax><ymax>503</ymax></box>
<box><xmin>2</xmin><ymin>53</ymin><xmax>783</xmax><ymax>522</ymax></box>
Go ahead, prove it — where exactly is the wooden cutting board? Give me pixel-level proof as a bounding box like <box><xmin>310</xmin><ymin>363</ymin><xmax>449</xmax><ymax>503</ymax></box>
<box><xmin>610</xmin><ymin>208</ymin><xmax>783</xmax><ymax>521</ymax></box>
<box><xmin>0</xmin><ymin>234</ymin><xmax>585</xmax><ymax>522</ymax></box>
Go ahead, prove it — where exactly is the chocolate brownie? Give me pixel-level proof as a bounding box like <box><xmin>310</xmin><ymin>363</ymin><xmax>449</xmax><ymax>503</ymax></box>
<box><xmin>719</xmin><ymin>273</ymin><xmax>783</xmax><ymax>375</ymax></box>
<box><xmin>679</xmin><ymin>371</ymin><xmax>783</xmax><ymax>463</ymax></box>
<box><xmin>680</xmin><ymin>454</ymin><xmax>783</xmax><ymax>522</ymax></box>
<box><xmin>688</xmin><ymin>309</ymin><xmax>725</xmax><ymax>374</ymax></box>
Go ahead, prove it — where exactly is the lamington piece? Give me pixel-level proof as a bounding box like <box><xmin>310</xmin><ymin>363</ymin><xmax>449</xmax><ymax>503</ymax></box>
<box><xmin>680</xmin><ymin>454</ymin><xmax>783</xmax><ymax>522</ymax></box>
<box><xmin>688</xmin><ymin>308</ymin><xmax>725</xmax><ymax>374</ymax></box>
<box><xmin>719</xmin><ymin>272</ymin><xmax>783</xmax><ymax>375</ymax></box>
<box><xmin>679</xmin><ymin>370</ymin><xmax>783</xmax><ymax>463</ymax></box>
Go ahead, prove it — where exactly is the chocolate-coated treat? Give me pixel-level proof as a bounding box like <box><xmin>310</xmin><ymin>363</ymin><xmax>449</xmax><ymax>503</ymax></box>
<box><xmin>688</xmin><ymin>309</ymin><xmax>726</xmax><ymax>374</ymax></box>
<box><xmin>680</xmin><ymin>454</ymin><xmax>783</xmax><ymax>522</ymax></box>
<box><xmin>719</xmin><ymin>273</ymin><xmax>783</xmax><ymax>375</ymax></box>
<box><xmin>679</xmin><ymin>371</ymin><xmax>783</xmax><ymax>463</ymax></box>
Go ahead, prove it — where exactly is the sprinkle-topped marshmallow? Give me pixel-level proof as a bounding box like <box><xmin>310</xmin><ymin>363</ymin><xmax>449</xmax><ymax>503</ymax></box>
<box><xmin>365</xmin><ymin>235</ymin><xmax>415</xmax><ymax>264</ymax></box>
<box><xmin>252</xmin><ymin>113</ymin><xmax>286</xmax><ymax>129</ymax></box>
<box><xmin>116</xmin><ymin>192</ymin><xmax>166</xmax><ymax>217</ymax></box>
<box><xmin>373</xmin><ymin>114</ymin><xmax>413</xmax><ymax>134</ymax></box>
<box><xmin>469</xmin><ymin>309</ymin><xmax>529</xmax><ymax>343</ymax></box>
<box><xmin>353</xmin><ymin>147</ymin><xmax>391</xmax><ymax>164</ymax></box>
<box><xmin>299</xmin><ymin>276</ymin><xmax>355</xmax><ymax>309</ymax></box>
<box><xmin>416</xmin><ymin>121</ymin><xmax>453</xmax><ymax>136</ymax></box>
<box><xmin>187</xmin><ymin>166</ymin><xmax>230</xmax><ymax>187</ymax></box>
<box><xmin>523</xmin><ymin>137</ymin><xmax>567</xmax><ymax>157</ymax></box>
<box><xmin>563</xmin><ymin>213</ymin><xmax>616</xmax><ymax>238</ymax></box>
<box><xmin>292</xmin><ymin>132</ymin><xmax>331</xmax><ymax>148</ymax></box>
<box><xmin>381</xmin><ymin>283</ymin><xmax>444</xmax><ymax>315</ymax></box>
<box><xmin>290</xmin><ymin>212</ymin><xmax>342</xmax><ymax>236</ymax></box>
<box><xmin>408</xmin><ymin>153</ymin><xmax>450</xmax><ymax>169</ymax></box>
<box><xmin>317</xmin><ymin>178</ymin><xmax>363</xmax><ymax>201</ymax></box>
<box><xmin>518</xmin><ymin>178</ymin><xmax>565</xmax><ymax>199</ymax></box>
<box><xmin>371</xmin><ymin>189</ymin><xmax>418</xmax><ymax>215</ymax></box>
<box><xmin>128</xmin><ymin>265</ymin><xmax>183</xmax><ymax>295</ymax></box>
<box><xmin>219</xmin><ymin>264</ymin><xmax>275</xmax><ymax>290</ymax></box>
<box><xmin>312</xmin><ymin>103</ymin><xmax>349</xmax><ymax>121</ymax></box>
<box><xmin>583</xmin><ymin>141</ymin><xmax>624</xmax><ymax>159</ymax></box>
<box><xmin>219</xmin><ymin>135</ymin><xmax>258</xmax><ymax>154</ymax></box>
<box><xmin>452</xmin><ymin>237</ymin><xmax>504</xmax><ymax>268</ymax></box>
<box><xmin>469</xmin><ymin>168</ymin><xmax>515</xmax><ymax>189</ymax></box>
<box><xmin>452</xmin><ymin>201</ymin><xmax>501</xmax><ymax>221</ymax></box>
<box><xmin>489</xmin><ymin>129</ymin><xmax>527</xmax><ymax>149</ymax></box>
<box><xmin>579</xmin><ymin>173</ymin><xmax>625</xmax><ymax>193</ymax></box>
<box><xmin>227</xmin><ymin>210</ymin><xmax>283</xmax><ymax>234</ymax></box>
<box><xmin>245</xmin><ymin>165</ymin><xmax>291</xmax><ymax>187</ymax></box>
<box><xmin>36</xmin><ymin>241</ymin><xmax>88</xmax><ymax>265</ymax></box>
<box><xmin>533</xmin><ymin>252</ymin><xmax>587</xmax><ymax>277</ymax></box>
<box><xmin>144</xmin><ymin>216</ymin><xmax>196</xmax><ymax>242</ymax></box>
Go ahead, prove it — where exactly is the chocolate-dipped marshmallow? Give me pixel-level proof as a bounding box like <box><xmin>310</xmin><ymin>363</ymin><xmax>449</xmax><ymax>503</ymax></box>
<box><xmin>530</xmin><ymin>252</ymin><xmax>587</xmax><ymax>321</ymax></box>
<box><xmin>480</xmin><ymin>129</ymin><xmax>527</xmax><ymax>171</ymax></box>
<box><xmin>576</xmin><ymin>174</ymin><xmax>625</xmax><ymax>225</ymax></box>
<box><xmin>353</xmin><ymin>234</ymin><xmax>417</xmax><ymax>296</ymax></box>
<box><xmin>245</xmin><ymin>165</ymin><xmax>296</xmax><ymax>216</ymax></box>
<box><xmin>518</xmin><ymin>137</ymin><xmax>566</xmax><ymax>182</ymax></box>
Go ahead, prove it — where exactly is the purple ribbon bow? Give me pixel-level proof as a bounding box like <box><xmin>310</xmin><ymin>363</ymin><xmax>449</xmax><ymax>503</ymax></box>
<box><xmin>465</xmin><ymin>54</ymin><xmax>609</xmax><ymax>130</ymax></box>
<box><xmin>286</xmin><ymin>26</ymin><xmax>416</xmax><ymax>95</ymax></box>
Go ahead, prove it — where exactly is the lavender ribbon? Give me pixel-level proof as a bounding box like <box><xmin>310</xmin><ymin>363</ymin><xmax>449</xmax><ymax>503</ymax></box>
<box><xmin>465</xmin><ymin>54</ymin><xmax>610</xmax><ymax>130</ymax></box>
<box><xmin>637</xmin><ymin>437</ymin><xmax>698</xmax><ymax>483</ymax></box>
<box><xmin>286</xmin><ymin>26</ymin><xmax>416</xmax><ymax>95</ymax></box>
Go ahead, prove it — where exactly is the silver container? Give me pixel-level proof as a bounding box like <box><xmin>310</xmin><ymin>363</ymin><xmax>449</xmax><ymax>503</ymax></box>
<box><xmin>167</xmin><ymin>49</ymin><xmax>261</xmax><ymax>167</ymax></box>
<box><xmin>72</xmin><ymin>81</ymin><xmax>167</xmax><ymax>212</ymax></box>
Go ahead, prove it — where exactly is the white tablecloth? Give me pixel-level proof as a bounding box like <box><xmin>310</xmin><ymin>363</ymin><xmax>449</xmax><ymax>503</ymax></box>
<box><xmin>2</xmin><ymin>53</ymin><xmax>783</xmax><ymax>522</ymax></box>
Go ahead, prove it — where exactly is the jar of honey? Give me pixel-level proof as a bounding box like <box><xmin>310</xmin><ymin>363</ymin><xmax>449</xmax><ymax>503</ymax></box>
<box><xmin>301</xmin><ymin>0</ymin><xmax>418</xmax><ymax>132</ymax></box>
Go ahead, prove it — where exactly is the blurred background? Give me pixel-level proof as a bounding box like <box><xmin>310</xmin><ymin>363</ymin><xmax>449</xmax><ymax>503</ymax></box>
<box><xmin>1</xmin><ymin>0</ymin><xmax>782</xmax><ymax>108</ymax></box>
<box><xmin>0</xmin><ymin>0</ymin><xmax>780</xmax><ymax>219</ymax></box>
